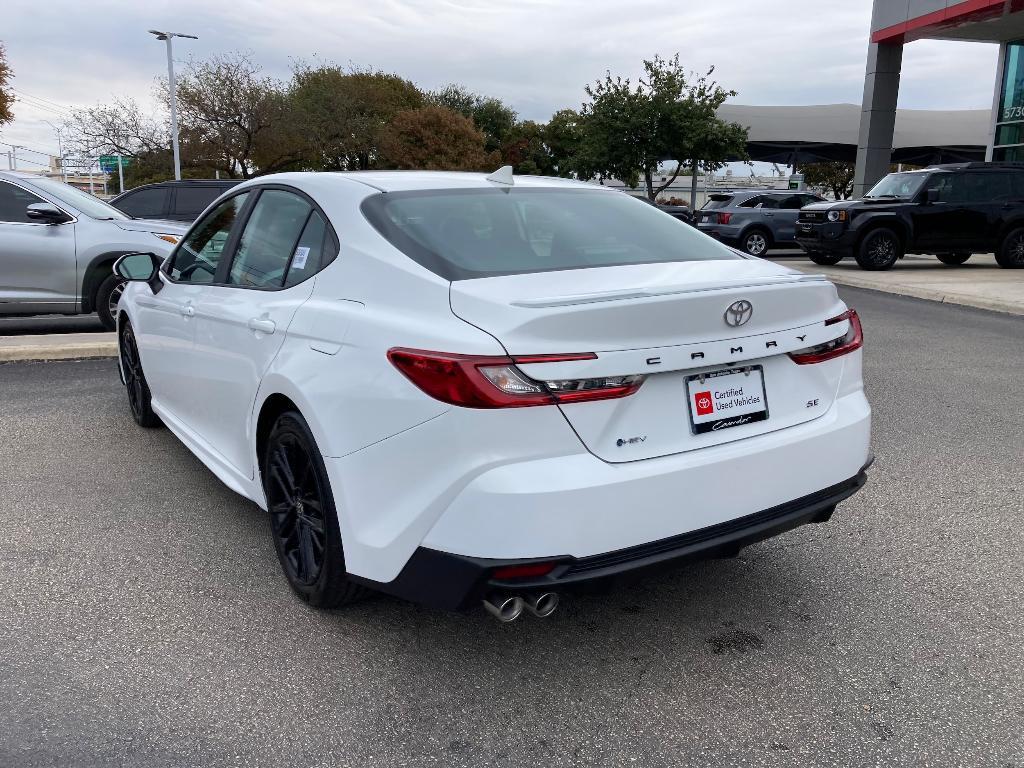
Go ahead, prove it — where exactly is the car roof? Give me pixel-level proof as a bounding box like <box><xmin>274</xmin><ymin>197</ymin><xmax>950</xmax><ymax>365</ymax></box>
<box><xmin>237</xmin><ymin>170</ymin><xmax>606</xmax><ymax>195</ymax></box>
<box><xmin>0</xmin><ymin>170</ymin><xmax>47</xmax><ymax>183</ymax></box>
<box><xmin>712</xmin><ymin>189</ymin><xmax>811</xmax><ymax>199</ymax></box>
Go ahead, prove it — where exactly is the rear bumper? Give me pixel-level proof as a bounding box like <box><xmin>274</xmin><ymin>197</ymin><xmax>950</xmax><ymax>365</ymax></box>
<box><xmin>697</xmin><ymin>223</ymin><xmax>740</xmax><ymax>243</ymax></box>
<box><xmin>360</xmin><ymin>462</ymin><xmax>871</xmax><ymax>610</ymax></box>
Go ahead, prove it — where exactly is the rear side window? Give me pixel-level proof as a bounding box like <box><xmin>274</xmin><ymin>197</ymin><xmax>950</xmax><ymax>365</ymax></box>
<box><xmin>0</xmin><ymin>181</ymin><xmax>45</xmax><ymax>223</ymax></box>
<box><xmin>777</xmin><ymin>195</ymin><xmax>806</xmax><ymax>210</ymax></box>
<box><xmin>174</xmin><ymin>186</ymin><xmax>224</xmax><ymax>218</ymax></box>
<box><xmin>229</xmin><ymin>190</ymin><xmax>312</xmax><ymax>288</ymax></box>
<box><xmin>115</xmin><ymin>187</ymin><xmax>169</xmax><ymax>218</ymax></box>
<box><xmin>362</xmin><ymin>188</ymin><xmax>740</xmax><ymax>281</ymax></box>
<box><xmin>283</xmin><ymin>212</ymin><xmax>329</xmax><ymax>288</ymax></box>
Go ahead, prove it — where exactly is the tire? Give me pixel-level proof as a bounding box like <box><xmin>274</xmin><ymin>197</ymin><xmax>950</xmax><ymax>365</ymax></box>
<box><xmin>996</xmin><ymin>227</ymin><xmax>1024</xmax><ymax>268</ymax></box>
<box><xmin>855</xmin><ymin>227</ymin><xmax>902</xmax><ymax>270</ymax></box>
<box><xmin>740</xmin><ymin>229</ymin><xmax>771</xmax><ymax>257</ymax></box>
<box><xmin>262</xmin><ymin>411</ymin><xmax>363</xmax><ymax>609</ymax></box>
<box><xmin>808</xmin><ymin>251</ymin><xmax>844</xmax><ymax>266</ymax></box>
<box><xmin>96</xmin><ymin>273</ymin><xmax>127</xmax><ymax>331</ymax></box>
<box><xmin>936</xmin><ymin>252</ymin><xmax>971</xmax><ymax>266</ymax></box>
<box><xmin>119</xmin><ymin>321</ymin><xmax>160</xmax><ymax>428</ymax></box>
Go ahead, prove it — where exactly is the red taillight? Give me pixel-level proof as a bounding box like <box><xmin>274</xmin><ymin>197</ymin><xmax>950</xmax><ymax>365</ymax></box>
<box><xmin>788</xmin><ymin>309</ymin><xmax>864</xmax><ymax>365</ymax></box>
<box><xmin>387</xmin><ymin>348</ymin><xmax>645</xmax><ymax>408</ymax></box>
<box><xmin>491</xmin><ymin>562</ymin><xmax>558</xmax><ymax>581</ymax></box>
<box><xmin>717</xmin><ymin>212</ymin><xmax>732</xmax><ymax>225</ymax></box>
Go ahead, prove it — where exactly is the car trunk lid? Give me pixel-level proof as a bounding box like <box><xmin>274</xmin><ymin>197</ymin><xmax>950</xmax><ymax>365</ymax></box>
<box><xmin>449</xmin><ymin>260</ymin><xmax>850</xmax><ymax>462</ymax></box>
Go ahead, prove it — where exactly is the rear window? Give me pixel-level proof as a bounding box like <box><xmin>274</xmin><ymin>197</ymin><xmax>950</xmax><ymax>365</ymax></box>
<box><xmin>361</xmin><ymin>188</ymin><xmax>740</xmax><ymax>280</ymax></box>
<box><xmin>702</xmin><ymin>195</ymin><xmax>733</xmax><ymax>209</ymax></box>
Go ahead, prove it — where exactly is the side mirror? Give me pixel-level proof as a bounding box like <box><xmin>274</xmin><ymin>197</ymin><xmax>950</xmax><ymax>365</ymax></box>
<box><xmin>114</xmin><ymin>252</ymin><xmax>162</xmax><ymax>281</ymax></box>
<box><xmin>926</xmin><ymin>188</ymin><xmax>940</xmax><ymax>204</ymax></box>
<box><xmin>26</xmin><ymin>202</ymin><xmax>71</xmax><ymax>224</ymax></box>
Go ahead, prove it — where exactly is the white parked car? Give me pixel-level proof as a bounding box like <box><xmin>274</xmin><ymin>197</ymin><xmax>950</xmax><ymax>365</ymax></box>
<box><xmin>114</xmin><ymin>169</ymin><xmax>872</xmax><ymax>621</ymax></box>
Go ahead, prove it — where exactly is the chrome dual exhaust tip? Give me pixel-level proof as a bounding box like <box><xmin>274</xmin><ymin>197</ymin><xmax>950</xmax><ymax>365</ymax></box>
<box><xmin>483</xmin><ymin>594</ymin><xmax>525</xmax><ymax>622</ymax></box>
<box><xmin>523</xmin><ymin>592</ymin><xmax>559</xmax><ymax>618</ymax></box>
<box><xmin>483</xmin><ymin>592</ymin><xmax>559</xmax><ymax>621</ymax></box>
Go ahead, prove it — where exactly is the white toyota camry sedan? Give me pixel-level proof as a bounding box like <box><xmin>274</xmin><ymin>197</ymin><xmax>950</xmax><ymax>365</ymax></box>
<box><xmin>114</xmin><ymin>169</ymin><xmax>871</xmax><ymax>621</ymax></box>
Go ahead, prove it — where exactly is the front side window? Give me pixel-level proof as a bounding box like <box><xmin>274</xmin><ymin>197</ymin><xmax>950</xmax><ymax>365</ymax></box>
<box><xmin>777</xmin><ymin>195</ymin><xmax>806</xmax><ymax>210</ymax></box>
<box><xmin>0</xmin><ymin>182</ymin><xmax>46</xmax><ymax>223</ymax></box>
<box><xmin>229</xmin><ymin>190</ymin><xmax>312</xmax><ymax>288</ymax></box>
<box><xmin>168</xmin><ymin>192</ymin><xmax>250</xmax><ymax>283</ymax></box>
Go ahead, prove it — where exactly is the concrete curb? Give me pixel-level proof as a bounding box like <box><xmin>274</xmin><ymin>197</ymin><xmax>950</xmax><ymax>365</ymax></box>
<box><xmin>814</xmin><ymin>272</ymin><xmax>1024</xmax><ymax>317</ymax></box>
<box><xmin>0</xmin><ymin>333</ymin><xmax>118</xmax><ymax>363</ymax></box>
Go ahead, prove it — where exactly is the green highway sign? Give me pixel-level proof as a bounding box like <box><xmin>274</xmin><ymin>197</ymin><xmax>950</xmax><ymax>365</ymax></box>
<box><xmin>98</xmin><ymin>155</ymin><xmax>132</xmax><ymax>173</ymax></box>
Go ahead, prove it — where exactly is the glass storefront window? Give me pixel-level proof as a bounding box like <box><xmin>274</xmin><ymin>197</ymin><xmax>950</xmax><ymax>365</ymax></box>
<box><xmin>994</xmin><ymin>146</ymin><xmax>1024</xmax><ymax>162</ymax></box>
<box><xmin>1000</xmin><ymin>42</ymin><xmax>1024</xmax><ymax>123</ymax></box>
<box><xmin>996</xmin><ymin>122</ymin><xmax>1024</xmax><ymax>146</ymax></box>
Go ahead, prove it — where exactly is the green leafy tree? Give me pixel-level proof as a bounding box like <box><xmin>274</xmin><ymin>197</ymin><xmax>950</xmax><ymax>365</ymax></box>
<box><xmin>801</xmin><ymin>161</ymin><xmax>856</xmax><ymax>199</ymax></box>
<box><xmin>544</xmin><ymin>109</ymin><xmax>591</xmax><ymax>178</ymax></box>
<box><xmin>0</xmin><ymin>42</ymin><xmax>13</xmax><ymax>127</ymax></box>
<box><xmin>427</xmin><ymin>84</ymin><xmax>516</xmax><ymax>153</ymax></box>
<box><xmin>576</xmin><ymin>69</ymin><xmax>659</xmax><ymax>194</ymax></box>
<box><xmin>577</xmin><ymin>55</ymin><xmax>748</xmax><ymax>200</ymax></box>
<box><xmin>290</xmin><ymin>64</ymin><xmax>423</xmax><ymax>170</ymax></box>
<box><xmin>377</xmin><ymin>106</ymin><xmax>496</xmax><ymax>171</ymax></box>
<box><xmin>500</xmin><ymin>120</ymin><xmax>553</xmax><ymax>175</ymax></box>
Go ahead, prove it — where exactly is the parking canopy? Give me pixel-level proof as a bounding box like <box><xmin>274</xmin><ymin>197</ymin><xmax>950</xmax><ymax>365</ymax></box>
<box><xmin>717</xmin><ymin>103</ymin><xmax>989</xmax><ymax>165</ymax></box>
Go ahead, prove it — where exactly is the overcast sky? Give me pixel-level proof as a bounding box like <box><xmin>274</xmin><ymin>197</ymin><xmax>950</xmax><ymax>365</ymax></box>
<box><xmin>0</xmin><ymin>0</ymin><xmax>1001</xmax><ymax>170</ymax></box>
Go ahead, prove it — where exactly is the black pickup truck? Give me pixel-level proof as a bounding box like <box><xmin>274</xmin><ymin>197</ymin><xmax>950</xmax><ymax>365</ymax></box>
<box><xmin>795</xmin><ymin>162</ymin><xmax>1024</xmax><ymax>270</ymax></box>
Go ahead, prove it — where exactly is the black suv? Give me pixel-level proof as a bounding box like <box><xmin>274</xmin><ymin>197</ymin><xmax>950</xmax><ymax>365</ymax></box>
<box><xmin>795</xmin><ymin>162</ymin><xmax>1024</xmax><ymax>270</ymax></box>
<box><xmin>109</xmin><ymin>179</ymin><xmax>239</xmax><ymax>223</ymax></box>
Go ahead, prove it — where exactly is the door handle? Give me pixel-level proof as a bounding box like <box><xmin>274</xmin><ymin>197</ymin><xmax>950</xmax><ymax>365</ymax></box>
<box><xmin>180</xmin><ymin>304</ymin><xmax>195</xmax><ymax>318</ymax></box>
<box><xmin>762</xmin><ymin>211</ymin><xmax>774</xmax><ymax>217</ymax></box>
<box><xmin>248</xmin><ymin>317</ymin><xmax>277</xmax><ymax>335</ymax></box>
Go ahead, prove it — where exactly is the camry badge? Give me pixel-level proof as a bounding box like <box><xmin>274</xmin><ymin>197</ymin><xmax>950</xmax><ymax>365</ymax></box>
<box><xmin>724</xmin><ymin>300</ymin><xmax>753</xmax><ymax>327</ymax></box>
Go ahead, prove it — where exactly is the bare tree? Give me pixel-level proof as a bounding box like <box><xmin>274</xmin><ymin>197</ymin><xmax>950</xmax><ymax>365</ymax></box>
<box><xmin>68</xmin><ymin>97</ymin><xmax>167</xmax><ymax>158</ymax></box>
<box><xmin>173</xmin><ymin>52</ymin><xmax>300</xmax><ymax>178</ymax></box>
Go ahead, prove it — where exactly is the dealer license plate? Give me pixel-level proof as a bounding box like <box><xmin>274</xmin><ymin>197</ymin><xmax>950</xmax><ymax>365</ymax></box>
<box><xmin>686</xmin><ymin>366</ymin><xmax>769</xmax><ymax>435</ymax></box>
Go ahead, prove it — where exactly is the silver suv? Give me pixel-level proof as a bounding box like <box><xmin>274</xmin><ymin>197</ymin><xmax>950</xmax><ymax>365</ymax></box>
<box><xmin>0</xmin><ymin>171</ymin><xmax>187</xmax><ymax>329</ymax></box>
<box><xmin>696</xmin><ymin>190</ymin><xmax>825</xmax><ymax>257</ymax></box>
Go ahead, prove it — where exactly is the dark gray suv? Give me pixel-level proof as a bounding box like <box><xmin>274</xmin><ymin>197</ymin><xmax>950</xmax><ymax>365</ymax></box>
<box><xmin>696</xmin><ymin>190</ymin><xmax>825</xmax><ymax>256</ymax></box>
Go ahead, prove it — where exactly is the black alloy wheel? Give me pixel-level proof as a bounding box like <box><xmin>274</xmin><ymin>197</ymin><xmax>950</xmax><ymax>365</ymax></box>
<box><xmin>996</xmin><ymin>228</ymin><xmax>1024</xmax><ymax>268</ymax></box>
<box><xmin>262</xmin><ymin>412</ymin><xmax>362</xmax><ymax>608</ymax></box>
<box><xmin>855</xmin><ymin>228</ymin><xmax>902</xmax><ymax>271</ymax></box>
<box><xmin>119</xmin><ymin>322</ymin><xmax>159</xmax><ymax>427</ymax></box>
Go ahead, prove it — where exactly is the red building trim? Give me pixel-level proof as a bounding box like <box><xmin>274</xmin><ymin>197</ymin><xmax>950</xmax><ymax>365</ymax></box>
<box><xmin>872</xmin><ymin>0</ymin><xmax>1006</xmax><ymax>44</ymax></box>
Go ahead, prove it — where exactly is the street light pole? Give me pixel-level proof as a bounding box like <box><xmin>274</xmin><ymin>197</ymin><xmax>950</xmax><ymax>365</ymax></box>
<box><xmin>43</xmin><ymin>121</ymin><xmax>65</xmax><ymax>182</ymax></box>
<box><xmin>148</xmin><ymin>29</ymin><xmax>198</xmax><ymax>181</ymax></box>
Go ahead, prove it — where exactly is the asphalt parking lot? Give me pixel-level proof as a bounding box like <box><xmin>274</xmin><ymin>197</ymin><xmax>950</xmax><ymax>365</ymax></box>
<box><xmin>1</xmin><ymin>286</ymin><xmax>1022</xmax><ymax>767</ymax></box>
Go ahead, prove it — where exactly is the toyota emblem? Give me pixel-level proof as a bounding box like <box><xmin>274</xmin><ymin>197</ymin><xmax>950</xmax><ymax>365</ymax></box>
<box><xmin>724</xmin><ymin>300</ymin><xmax>753</xmax><ymax>327</ymax></box>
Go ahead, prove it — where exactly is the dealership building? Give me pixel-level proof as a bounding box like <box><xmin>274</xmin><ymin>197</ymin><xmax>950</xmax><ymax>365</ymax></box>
<box><xmin>857</xmin><ymin>0</ymin><xmax>1024</xmax><ymax>194</ymax></box>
